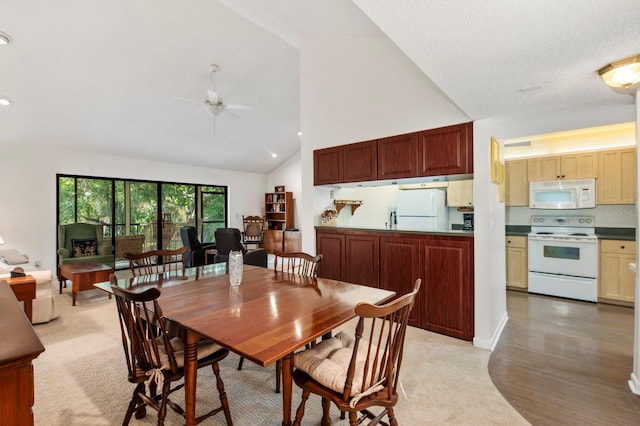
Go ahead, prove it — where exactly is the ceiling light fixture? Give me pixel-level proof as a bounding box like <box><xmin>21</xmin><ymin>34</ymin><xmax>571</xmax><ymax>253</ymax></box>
<box><xmin>597</xmin><ymin>54</ymin><xmax>640</xmax><ymax>94</ymax></box>
<box><xmin>297</xmin><ymin>131</ymin><xmax>302</xmax><ymax>136</ymax></box>
<box><xmin>0</xmin><ymin>96</ymin><xmax>12</xmax><ymax>106</ymax></box>
<box><xmin>0</xmin><ymin>32</ymin><xmax>11</xmax><ymax>45</ymax></box>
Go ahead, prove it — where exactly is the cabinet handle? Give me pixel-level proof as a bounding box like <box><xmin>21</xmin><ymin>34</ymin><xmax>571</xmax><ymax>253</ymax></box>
<box><xmin>507</xmin><ymin>240</ymin><xmax>511</xmax><ymax>244</ymax></box>
<box><xmin>621</xmin><ymin>246</ymin><xmax>626</xmax><ymax>249</ymax></box>
<box><xmin>556</xmin><ymin>175</ymin><xmax>560</xmax><ymax>179</ymax></box>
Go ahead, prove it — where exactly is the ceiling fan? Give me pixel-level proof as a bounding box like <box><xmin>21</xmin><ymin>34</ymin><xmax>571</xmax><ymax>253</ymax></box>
<box><xmin>205</xmin><ymin>64</ymin><xmax>252</xmax><ymax>119</ymax></box>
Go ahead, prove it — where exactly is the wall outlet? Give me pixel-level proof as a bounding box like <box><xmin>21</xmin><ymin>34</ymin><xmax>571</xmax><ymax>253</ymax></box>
<box><xmin>34</xmin><ymin>260</ymin><xmax>41</xmax><ymax>268</ymax></box>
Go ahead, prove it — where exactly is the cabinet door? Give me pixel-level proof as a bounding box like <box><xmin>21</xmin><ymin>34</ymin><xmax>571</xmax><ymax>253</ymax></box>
<box><xmin>528</xmin><ymin>156</ymin><xmax>560</xmax><ymax>181</ymax></box>
<box><xmin>446</xmin><ymin>180</ymin><xmax>473</xmax><ymax>207</ymax></box>
<box><xmin>598</xmin><ymin>148</ymin><xmax>636</xmax><ymax>204</ymax></box>
<box><xmin>343</xmin><ymin>140</ymin><xmax>377</xmax><ymax>183</ymax></box>
<box><xmin>316</xmin><ymin>231</ymin><xmax>345</xmax><ymax>280</ymax></box>
<box><xmin>377</xmin><ymin>132</ymin><xmax>419</xmax><ymax>179</ymax></box>
<box><xmin>314</xmin><ymin>146</ymin><xmax>343</xmax><ymax>185</ymax></box>
<box><xmin>599</xmin><ymin>240</ymin><xmax>636</xmax><ymax>304</ymax></box>
<box><xmin>419</xmin><ymin>236</ymin><xmax>474</xmax><ymax>340</ymax></box>
<box><xmin>379</xmin><ymin>236</ymin><xmax>422</xmax><ymax>327</ymax></box>
<box><xmin>345</xmin><ymin>234</ymin><xmax>379</xmax><ymax>288</ymax></box>
<box><xmin>418</xmin><ymin>122</ymin><xmax>473</xmax><ymax>176</ymax></box>
<box><xmin>505</xmin><ymin>159</ymin><xmax>528</xmax><ymax>206</ymax></box>
<box><xmin>263</xmin><ymin>230</ymin><xmax>283</xmax><ymax>254</ymax></box>
<box><xmin>505</xmin><ymin>236</ymin><xmax>527</xmax><ymax>289</ymax></box>
<box><xmin>560</xmin><ymin>152</ymin><xmax>598</xmax><ymax>179</ymax></box>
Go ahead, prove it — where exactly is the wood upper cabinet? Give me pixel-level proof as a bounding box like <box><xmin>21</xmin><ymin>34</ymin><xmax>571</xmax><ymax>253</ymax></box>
<box><xmin>377</xmin><ymin>132</ymin><xmax>419</xmax><ymax>180</ymax></box>
<box><xmin>343</xmin><ymin>140</ymin><xmax>377</xmax><ymax>183</ymax></box>
<box><xmin>505</xmin><ymin>236</ymin><xmax>527</xmax><ymax>290</ymax></box>
<box><xmin>599</xmin><ymin>239</ymin><xmax>636</xmax><ymax>304</ymax></box>
<box><xmin>418</xmin><ymin>122</ymin><xmax>473</xmax><ymax>176</ymax></box>
<box><xmin>528</xmin><ymin>152</ymin><xmax>598</xmax><ymax>181</ymax></box>
<box><xmin>505</xmin><ymin>159</ymin><xmax>528</xmax><ymax>206</ymax></box>
<box><xmin>447</xmin><ymin>180</ymin><xmax>473</xmax><ymax>207</ymax></box>
<box><xmin>316</xmin><ymin>230</ymin><xmax>345</xmax><ymax>280</ymax></box>
<box><xmin>419</xmin><ymin>235</ymin><xmax>474</xmax><ymax>341</ymax></box>
<box><xmin>598</xmin><ymin>148</ymin><xmax>636</xmax><ymax>205</ymax></box>
<box><xmin>379</xmin><ymin>236</ymin><xmax>422</xmax><ymax>327</ymax></box>
<box><xmin>314</xmin><ymin>146</ymin><xmax>343</xmax><ymax>185</ymax></box>
<box><xmin>345</xmin><ymin>233</ymin><xmax>379</xmax><ymax>288</ymax></box>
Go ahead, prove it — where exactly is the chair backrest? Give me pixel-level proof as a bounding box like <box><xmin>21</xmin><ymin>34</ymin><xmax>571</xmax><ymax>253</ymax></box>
<box><xmin>273</xmin><ymin>250</ymin><xmax>322</xmax><ymax>277</ymax></box>
<box><xmin>58</xmin><ymin>223</ymin><xmax>105</xmax><ymax>252</ymax></box>
<box><xmin>125</xmin><ymin>247</ymin><xmax>187</xmax><ymax>277</ymax></box>
<box><xmin>242</xmin><ymin>216</ymin><xmax>264</xmax><ymax>242</ymax></box>
<box><xmin>343</xmin><ymin>279</ymin><xmax>421</xmax><ymax>405</ymax></box>
<box><xmin>180</xmin><ymin>226</ymin><xmax>202</xmax><ymax>250</ymax></box>
<box><xmin>214</xmin><ymin>228</ymin><xmax>246</xmax><ymax>256</ymax></box>
<box><xmin>110</xmin><ymin>275</ymin><xmax>179</xmax><ymax>378</ymax></box>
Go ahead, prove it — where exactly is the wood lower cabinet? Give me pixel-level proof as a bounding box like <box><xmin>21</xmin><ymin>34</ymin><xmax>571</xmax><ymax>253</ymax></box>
<box><xmin>506</xmin><ymin>236</ymin><xmax>527</xmax><ymax>290</ymax></box>
<box><xmin>317</xmin><ymin>228</ymin><xmax>474</xmax><ymax>340</ymax></box>
<box><xmin>599</xmin><ymin>239</ymin><xmax>636</xmax><ymax>305</ymax></box>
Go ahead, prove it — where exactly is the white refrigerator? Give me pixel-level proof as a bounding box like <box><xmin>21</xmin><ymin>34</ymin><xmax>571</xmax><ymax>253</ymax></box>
<box><xmin>395</xmin><ymin>189</ymin><xmax>449</xmax><ymax>231</ymax></box>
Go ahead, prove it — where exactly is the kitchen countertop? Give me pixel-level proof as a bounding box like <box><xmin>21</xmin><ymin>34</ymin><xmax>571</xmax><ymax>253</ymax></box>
<box><xmin>315</xmin><ymin>225</ymin><xmax>474</xmax><ymax>237</ymax></box>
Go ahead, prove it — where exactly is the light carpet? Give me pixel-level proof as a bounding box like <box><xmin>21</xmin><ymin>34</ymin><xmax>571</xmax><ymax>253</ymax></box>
<box><xmin>31</xmin><ymin>288</ymin><xmax>528</xmax><ymax>425</ymax></box>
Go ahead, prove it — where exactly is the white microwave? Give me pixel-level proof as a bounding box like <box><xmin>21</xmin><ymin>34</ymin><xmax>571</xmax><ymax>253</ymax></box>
<box><xmin>529</xmin><ymin>178</ymin><xmax>596</xmax><ymax>209</ymax></box>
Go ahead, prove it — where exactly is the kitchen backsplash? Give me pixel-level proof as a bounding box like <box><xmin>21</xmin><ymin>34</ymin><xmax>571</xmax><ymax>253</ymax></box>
<box><xmin>506</xmin><ymin>205</ymin><xmax>636</xmax><ymax>228</ymax></box>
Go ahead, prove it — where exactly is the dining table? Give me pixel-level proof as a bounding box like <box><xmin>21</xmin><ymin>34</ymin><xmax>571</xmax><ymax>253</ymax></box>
<box><xmin>96</xmin><ymin>263</ymin><xmax>395</xmax><ymax>426</ymax></box>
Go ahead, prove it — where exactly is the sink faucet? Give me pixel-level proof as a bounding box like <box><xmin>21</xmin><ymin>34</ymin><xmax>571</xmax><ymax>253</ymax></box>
<box><xmin>389</xmin><ymin>210</ymin><xmax>397</xmax><ymax>228</ymax></box>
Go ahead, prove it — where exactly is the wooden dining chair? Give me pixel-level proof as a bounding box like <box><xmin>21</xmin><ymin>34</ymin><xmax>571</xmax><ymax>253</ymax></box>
<box><xmin>237</xmin><ymin>250</ymin><xmax>323</xmax><ymax>394</ymax></box>
<box><xmin>124</xmin><ymin>246</ymin><xmax>187</xmax><ymax>277</ymax></box>
<box><xmin>291</xmin><ymin>279</ymin><xmax>421</xmax><ymax>426</ymax></box>
<box><xmin>273</xmin><ymin>250</ymin><xmax>323</xmax><ymax>277</ymax></box>
<box><xmin>110</xmin><ymin>275</ymin><xmax>233</xmax><ymax>425</ymax></box>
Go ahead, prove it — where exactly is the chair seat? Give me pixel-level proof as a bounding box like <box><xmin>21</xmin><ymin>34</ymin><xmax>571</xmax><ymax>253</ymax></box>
<box><xmin>294</xmin><ymin>331</ymin><xmax>372</xmax><ymax>395</ymax></box>
<box><xmin>155</xmin><ymin>337</ymin><xmax>224</xmax><ymax>369</ymax></box>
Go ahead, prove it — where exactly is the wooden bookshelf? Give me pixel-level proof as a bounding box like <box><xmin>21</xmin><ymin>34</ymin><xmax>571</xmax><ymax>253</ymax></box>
<box><xmin>265</xmin><ymin>191</ymin><xmax>293</xmax><ymax>230</ymax></box>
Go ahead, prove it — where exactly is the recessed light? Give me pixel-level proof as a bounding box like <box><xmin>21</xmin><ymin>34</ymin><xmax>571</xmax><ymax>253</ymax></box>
<box><xmin>0</xmin><ymin>96</ymin><xmax>12</xmax><ymax>106</ymax></box>
<box><xmin>271</xmin><ymin>153</ymin><xmax>278</xmax><ymax>158</ymax></box>
<box><xmin>297</xmin><ymin>131</ymin><xmax>302</xmax><ymax>136</ymax></box>
<box><xmin>0</xmin><ymin>32</ymin><xmax>11</xmax><ymax>45</ymax></box>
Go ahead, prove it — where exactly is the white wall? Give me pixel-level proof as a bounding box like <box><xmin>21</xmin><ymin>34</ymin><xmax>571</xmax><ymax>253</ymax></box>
<box><xmin>267</xmin><ymin>151</ymin><xmax>302</xmax><ymax>230</ymax></box>
<box><xmin>0</xmin><ymin>143</ymin><xmax>267</xmax><ymax>273</ymax></box>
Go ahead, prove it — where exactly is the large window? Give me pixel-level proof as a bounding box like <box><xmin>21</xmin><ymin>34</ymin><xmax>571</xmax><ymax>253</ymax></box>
<box><xmin>57</xmin><ymin>174</ymin><xmax>227</xmax><ymax>267</ymax></box>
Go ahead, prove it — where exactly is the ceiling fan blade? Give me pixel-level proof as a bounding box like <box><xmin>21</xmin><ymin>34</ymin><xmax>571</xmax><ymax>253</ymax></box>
<box><xmin>207</xmin><ymin>90</ymin><xmax>218</xmax><ymax>104</ymax></box>
<box><xmin>173</xmin><ymin>95</ymin><xmax>203</xmax><ymax>105</ymax></box>
<box><xmin>225</xmin><ymin>103</ymin><xmax>253</xmax><ymax>110</ymax></box>
<box><xmin>221</xmin><ymin>108</ymin><xmax>240</xmax><ymax>119</ymax></box>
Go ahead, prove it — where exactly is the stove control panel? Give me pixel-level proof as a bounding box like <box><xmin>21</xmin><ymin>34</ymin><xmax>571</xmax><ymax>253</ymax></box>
<box><xmin>531</xmin><ymin>215</ymin><xmax>594</xmax><ymax>227</ymax></box>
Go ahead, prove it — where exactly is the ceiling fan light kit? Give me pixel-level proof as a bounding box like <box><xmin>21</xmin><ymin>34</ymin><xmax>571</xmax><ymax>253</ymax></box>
<box><xmin>597</xmin><ymin>54</ymin><xmax>640</xmax><ymax>94</ymax></box>
<box><xmin>0</xmin><ymin>32</ymin><xmax>11</xmax><ymax>45</ymax></box>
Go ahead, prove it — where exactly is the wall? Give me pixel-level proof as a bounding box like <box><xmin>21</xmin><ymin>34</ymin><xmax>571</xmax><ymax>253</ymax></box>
<box><xmin>0</xmin><ymin>143</ymin><xmax>267</xmax><ymax>273</ymax></box>
<box><xmin>267</xmin><ymin>151</ymin><xmax>302</xmax><ymax>230</ymax></box>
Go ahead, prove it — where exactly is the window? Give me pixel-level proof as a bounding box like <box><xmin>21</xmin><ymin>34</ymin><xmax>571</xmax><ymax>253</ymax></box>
<box><xmin>57</xmin><ymin>174</ymin><xmax>228</xmax><ymax>268</ymax></box>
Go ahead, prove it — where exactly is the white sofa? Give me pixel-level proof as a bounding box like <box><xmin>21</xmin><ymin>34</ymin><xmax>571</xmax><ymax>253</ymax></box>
<box><xmin>0</xmin><ymin>249</ymin><xmax>58</xmax><ymax>324</ymax></box>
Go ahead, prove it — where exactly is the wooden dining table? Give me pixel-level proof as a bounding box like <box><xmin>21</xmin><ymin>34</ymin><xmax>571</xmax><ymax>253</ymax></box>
<box><xmin>96</xmin><ymin>263</ymin><xmax>395</xmax><ymax>426</ymax></box>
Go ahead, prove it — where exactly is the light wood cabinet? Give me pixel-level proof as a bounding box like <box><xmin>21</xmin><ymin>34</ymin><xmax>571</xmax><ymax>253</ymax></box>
<box><xmin>505</xmin><ymin>159</ymin><xmax>528</xmax><ymax>206</ymax></box>
<box><xmin>505</xmin><ymin>236</ymin><xmax>527</xmax><ymax>290</ymax></box>
<box><xmin>597</xmin><ymin>148</ymin><xmax>636</xmax><ymax>205</ymax></box>
<box><xmin>527</xmin><ymin>152</ymin><xmax>598</xmax><ymax>181</ymax></box>
<box><xmin>599</xmin><ymin>239</ymin><xmax>636</xmax><ymax>305</ymax></box>
<box><xmin>447</xmin><ymin>180</ymin><xmax>473</xmax><ymax>207</ymax></box>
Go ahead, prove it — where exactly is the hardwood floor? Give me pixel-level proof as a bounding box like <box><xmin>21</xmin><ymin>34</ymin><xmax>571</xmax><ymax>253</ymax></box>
<box><xmin>489</xmin><ymin>290</ymin><xmax>640</xmax><ymax>425</ymax></box>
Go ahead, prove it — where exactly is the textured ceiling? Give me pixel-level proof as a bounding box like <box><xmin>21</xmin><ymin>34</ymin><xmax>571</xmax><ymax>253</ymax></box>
<box><xmin>2</xmin><ymin>1</ymin><xmax>638</xmax><ymax>174</ymax></box>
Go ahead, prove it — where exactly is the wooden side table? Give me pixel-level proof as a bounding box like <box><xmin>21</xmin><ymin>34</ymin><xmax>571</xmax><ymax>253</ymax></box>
<box><xmin>6</xmin><ymin>275</ymin><xmax>36</xmax><ymax>322</ymax></box>
<box><xmin>58</xmin><ymin>262</ymin><xmax>114</xmax><ymax>306</ymax></box>
<box><xmin>204</xmin><ymin>249</ymin><xmax>218</xmax><ymax>265</ymax></box>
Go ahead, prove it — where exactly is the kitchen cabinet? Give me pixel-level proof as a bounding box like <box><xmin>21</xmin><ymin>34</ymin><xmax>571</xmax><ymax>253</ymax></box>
<box><xmin>345</xmin><ymin>233</ymin><xmax>379</xmax><ymax>288</ymax></box>
<box><xmin>599</xmin><ymin>239</ymin><xmax>636</xmax><ymax>305</ymax></box>
<box><xmin>313</xmin><ymin>140</ymin><xmax>377</xmax><ymax>185</ymax></box>
<box><xmin>265</xmin><ymin>191</ymin><xmax>293</xmax><ymax>230</ymax></box>
<box><xmin>447</xmin><ymin>180</ymin><xmax>473</xmax><ymax>207</ymax></box>
<box><xmin>505</xmin><ymin>159</ymin><xmax>528</xmax><ymax>206</ymax></box>
<box><xmin>597</xmin><ymin>148</ymin><xmax>636</xmax><ymax>205</ymax></box>
<box><xmin>418</xmin><ymin>122</ymin><xmax>473</xmax><ymax>176</ymax></box>
<box><xmin>377</xmin><ymin>133</ymin><xmax>419</xmax><ymax>179</ymax></box>
<box><xmin>506</xmin><ymin>236</ymin><xmax>527</xmax><ymax>290</ymax></box>
<box><xmin>527</xmin><ymin>152</ymin><xmax>597</xmax><ymax>181</ymax></box>
<box><xmin>263</xmin><ymin>230</ymin><xmax>301</xmax><ymax>254</ymax></box>
<box><xmin>316</xmin><ymin>227</ymin><xmax>474</xmax><ymax>340</ymax></box>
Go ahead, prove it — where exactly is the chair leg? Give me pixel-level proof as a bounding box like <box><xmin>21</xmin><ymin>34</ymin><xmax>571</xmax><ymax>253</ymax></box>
<box><xmin>157</xmin><ymin>381</ymin><xmax>171</xmax><ymax>426</ymax></box>
<box><xmin>321</xmin><ymin>397</ymin><xmax>331</xmax><ymax>426</ymax></box>
<box><xmin>348</xmin><ymin>411</ymin><xmax>358</xmax><ymax>426</ymax></box>
<box><xmin>237</xmin><ymin>356</ymin><xmax>244</xmax><ymax>370</ymax></box>
<box><xmin>212</xmin><ymin>361</ymin><xmax>233</xmax><ymax>425</ymax></box>
<box><xmin>387</xmin><ymin>407</ymin><xmax>398</xmax><ymax>426</ymax></box>
<box><xmin>275</xmin><ymin>359</ymin><xmax>282</xmax><ymax>393</ymax></box>
<box><xmin>123</xmin><ymin>383</ymin><xmax>145</xmax><ymax>425</ymax></box>
<box><xmin>293</xmin><ymin>389</ymin><xmax>311</xmax><ymax>426</ymax></box>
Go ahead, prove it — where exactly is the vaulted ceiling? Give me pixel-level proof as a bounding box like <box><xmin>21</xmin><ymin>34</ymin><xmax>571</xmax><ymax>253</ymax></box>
<box><xmin>2</xmin><ymin>1</ymin><xmax>638</xmax><ymax>174</ymax></box>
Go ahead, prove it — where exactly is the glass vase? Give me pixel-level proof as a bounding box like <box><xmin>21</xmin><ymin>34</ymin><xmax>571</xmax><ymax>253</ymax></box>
<box><xmin>229</xmin><ymin>250</ymin><xmax>243</xmax><ymax>287</ymax></box>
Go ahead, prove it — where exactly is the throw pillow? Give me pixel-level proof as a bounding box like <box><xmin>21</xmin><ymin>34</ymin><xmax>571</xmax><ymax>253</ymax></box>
<box><xmin>71</xmin><ymin>238</ymin><xmax>98</xmax><ymax>257</ymax></box>
<box><xmin>0</xmin><ymin>249</ymin><xmax>29</xmax><ymax>265</ymax></box>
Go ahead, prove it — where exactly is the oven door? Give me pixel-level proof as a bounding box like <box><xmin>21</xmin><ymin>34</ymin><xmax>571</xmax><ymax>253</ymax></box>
<box><xmin>528</xmin><ymin>235</ymin><xmax>598</xmax><ymax>278</ymax></box>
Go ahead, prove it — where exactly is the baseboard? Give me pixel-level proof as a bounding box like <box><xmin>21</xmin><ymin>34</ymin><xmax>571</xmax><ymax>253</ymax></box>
<box><xmin>473</xmin><ymin>310</ymin><xmax>509</xmax><ymax>351</ymax></box>
<box><xmin>629</xmin><ymin>373</ymin><xmax>640</xmax><ymax>395</ymax></box>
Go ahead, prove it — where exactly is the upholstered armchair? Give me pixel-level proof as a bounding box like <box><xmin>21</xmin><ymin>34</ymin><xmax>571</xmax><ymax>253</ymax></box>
<box><xmin>214</xmin><ymin>228</ymin><xmax>267</xmax><ymax>268</ymax></box>
<box><xmin>57</xmin><ymin>223</ymin><xmax>115</xmax><ymax>269</ymax></box>
<box><xmin>180</xmin><ymin>226</ymin><xmax>217</xmax><ymax>268</ymax></box>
